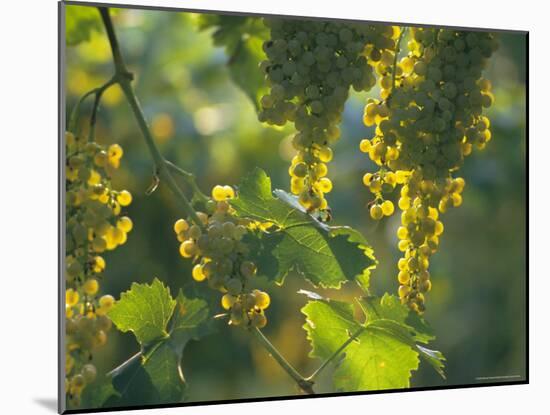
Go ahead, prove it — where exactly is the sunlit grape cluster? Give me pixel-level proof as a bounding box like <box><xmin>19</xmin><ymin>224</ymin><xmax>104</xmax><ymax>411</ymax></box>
<box><xmin>173</xmin><ymin>185</ymin><xmax>270</xmax><ymax>328</ymax></box>
<box><xmin>65</xmin><ymin>131</ymin><xmax>132</xmax><ymax>405</ymax></box>
<box><xmin>259</xmin><ymin>18</ymin><xmax>399</xmax><ymax>211</ymax></box>
<box><xmin>359</xmin><ymin>28</ymin><xmax>498</xmax><ymax>313</ymax></box>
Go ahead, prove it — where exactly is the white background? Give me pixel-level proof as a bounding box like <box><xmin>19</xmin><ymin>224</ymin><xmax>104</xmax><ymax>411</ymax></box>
<box><xmin>0</xmin><ymin>0</ymin><xmax>542</xmax><ymax>413</ymax></box>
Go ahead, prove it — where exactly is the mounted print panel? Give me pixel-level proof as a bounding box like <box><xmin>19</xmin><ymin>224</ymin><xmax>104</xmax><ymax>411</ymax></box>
<box><xmin>59</xmin><ymin>1</ymin><xmax>528</xmax><ymax>413</ymax></box>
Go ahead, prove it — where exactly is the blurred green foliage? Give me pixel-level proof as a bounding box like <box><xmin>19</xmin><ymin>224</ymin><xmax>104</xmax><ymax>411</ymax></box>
<box><xmin>65</xmin><ymin>5</ymin><xmax>527</xmax><ymax>402</ymax></box>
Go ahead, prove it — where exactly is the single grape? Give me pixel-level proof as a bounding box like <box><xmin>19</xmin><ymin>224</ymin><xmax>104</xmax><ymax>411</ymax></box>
<box><xmin>81</xmin><ymin>364</ymin><xmax>97</xmax><ymax>383</ymax></box>
<box><xmin>66</xmin><ymin>289</ymin><xmax>79</xmax><ymax>307</ymax></box>
<box><xmin>108</xmin><ymin>144</ymin><xmax>123</xmax><ymax>160</ymax></box>
<box><xmin>253</xmin><ymin>290</ymin><xmax>271</xmax><ymax>310</ymax></box>
<box><xmin>192</xmin><ymin>264</ymin><xmax>206</xmax><ymax>282</ymax></box>
<box><xmin>99</xmin><ymin>295</ymin><xmax>115</xmax><ymax>310</ymax></box>
<box><xmin>83</xmin><ymin>278</ymin><xmax>99</xmax><ymax>296</ymax></box>
<box><xmin>240</xmin><ymin>261</ymin><xmax>256</xmax><ymax>278</ymax></box>
<box><xmin>174</xmin><ymin>219</ymin><xmax>189</xmax><ymax>235</ymax></box>
<box><xmin>117</xmin><ymin>190</ymin><xmax>132</xmax><ymax>207</ymax></box>
<box><xmin>249</xmin><ymin>311</ymin><xmax>267</xmax><ymax>328</ymax></box>
<box><xmin>211</xmin><ymin>185</ymin><xmax>226</xmax><ymax>201</ymax></box>
<box><xmin>225</xmin><ymin>278</ymin><xmax>243</xmax><ymax>296</ymax></box>
<box><xmin>179</xmin><ymin>240</ymin><xmax>197</xmax><ymax>258</ymax></box>
<box><xmin>381</xmin><ymin>200</ymin><xmax>395</xmax><ymax>216</ymax></box>
<box><xmin>221</xmin><ymin>294</ymin><xmax>236</xmax><ymax>310</ymax></box>
<box><xmin>370</xmin><ymin>204</ymin><xmax>383</xmax><ymax>220</ymax></box>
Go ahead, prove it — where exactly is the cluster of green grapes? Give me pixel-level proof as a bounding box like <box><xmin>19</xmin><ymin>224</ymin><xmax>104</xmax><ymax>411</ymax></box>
<box><xmin>173</xmin><ymin>185</ymin><xmax>270</xmax><ymax>328</ymax></box>
<box><xmin>259</xmin><ymin>18</ymin><xmax>399</xmax><ymax>211</ymax></box>
<box><xmin>360</xmin><ymin>28</ymin><xmax>498</xmax><ymax>313</ymax></box>
<box><xmin>65</xmin><ymin>131</ymin><xmax>132</xmax><ymax>405</ymax></box>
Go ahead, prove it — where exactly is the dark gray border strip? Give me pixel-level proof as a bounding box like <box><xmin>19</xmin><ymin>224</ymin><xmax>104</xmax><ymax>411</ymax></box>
<box><xmin>59</xmin><ymin>2</ymin><xmax>67</xmax><ymax>414</ymax></box>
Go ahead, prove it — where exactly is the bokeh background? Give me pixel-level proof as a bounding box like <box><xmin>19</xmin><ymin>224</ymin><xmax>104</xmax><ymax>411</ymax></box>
<box><xmin>65</xmin><ymin>5</ymin><xmax>527</xmax><ymax>402</ymax></box>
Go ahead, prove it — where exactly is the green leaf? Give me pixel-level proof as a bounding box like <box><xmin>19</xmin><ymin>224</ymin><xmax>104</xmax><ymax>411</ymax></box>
<box><xmin>227</xmin><ymin>32</ymin><xmax>268</xmax><ymax>111</ymax></box>
<box><xmin>303</xmin><ymin>299</ymin><xmax>357</xmax><ymax>360</ymax></box>
<box><xmin>196</xmin><ymin>16</ymin><xmax>269</xmax><ymax>109</ymax></box>
<box><xmin>359</xmin><ymin>296</ymin><xmax>446</xmax><ymax>378</ymax></box>
<box><xmin>359</xmin><ymin>294</ymin><xmax>435</xmax><ymax>344</ymax></box>
<box><xmin>107</xmin><ymin>281</ymin><xmax>210</xmax><ymax>405</ymax></box>
<box><xmin>328</xmin><ymin>226</ymin><xmax>377</xmax><ymax>292</ymax></box>
<box><xmin>302</xmin><ymin>296</ymin><xmax>445</xmax><ymax>391</ymax></box>
<box><xmin>335</xmin><ymin>326</ymin><xmax>419</xmax><ymax>391</ymax></box>
<box><xmin>142</xmin><ymin>342</ymin><xmax>185</xmax><ymax>403</ymax></box>
<box><xmin>109</xmin><ymin>349</ymin><xmax>167</xmax><ymax>406</ymax></box>
<box><xmin>108</xmin><ymin>278</ymin><xmax>176</xmax><ymax>345</ymax></box>
<box><xmin>65</xmin><ymin>5</ymin><xmax>102</xmax><ymax>46</ymax></box>
<box><xmin>417</xmin><ymin>345</ymin><xmax>447</xmax><ymax>379</ymax></box>
<box><xmin>231</xmin><ymin>168</ymin><xmax>376</xmax><ymax>288</ymax></box>
<box><xmin>168</xmin><ymin>291</ymin><xmax>211</xmax><ymax>359</ymax></box>
<box><xmin>79</xmin><ymin>376</ymin><xmax>120</xmax><ymax>409</ymax></box>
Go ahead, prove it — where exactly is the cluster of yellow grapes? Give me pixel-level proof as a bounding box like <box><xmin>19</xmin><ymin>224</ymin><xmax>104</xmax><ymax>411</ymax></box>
<box><xmin>289</xmin><ymin>149</ymin><xmax>333</xmax><ymax>212</ymax></box>
<box><xmin>174</xmin><ymin>185</ymin><xmax>270</xmax><ymax>328</ymax></box>
<box><xmin>360</xmin><ymin>28</ymin><xmax>498</xmax><ymax>313</ymax></box>
<box><xmin>259</xmin><ymin>18</ymin><xmax>400</xmax><ymax>211</ymax></box>
<box><xmin>65</xmin><ymin>131</ymin><xmax>132</xmax><ymax>405</ymax></box>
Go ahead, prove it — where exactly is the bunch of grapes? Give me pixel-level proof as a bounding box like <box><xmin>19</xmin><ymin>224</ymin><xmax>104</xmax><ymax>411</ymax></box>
<box><xmin>65</xmin><ymin>131</ymin><xmax>132</xmax><ymax>405</ymax></box>
<box><xmin>259</xmin><ymin>18</ymin><xmax>399</xmax><ymax>212</ymax></box>
<box><xmin>359</xmin><ymin>28</ymin><xmax>498</xmax><ymax>313</ymax></box>
<box><xmin>173</xmin><ymin>185</ymin><xmax>270</xmax><ymax>328</ymax></box>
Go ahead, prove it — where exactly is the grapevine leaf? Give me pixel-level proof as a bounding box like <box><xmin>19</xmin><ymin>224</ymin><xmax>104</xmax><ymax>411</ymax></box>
<box><xmin>170</xmin><ymin>291</ymin><xmax>210</xmax><ymax>332</ymax></box>
<box><xmin>274</xmin><ymin>186</ymin><xmax>377</xmax><ymax>289</ymax></box>
<box><xmin>107</xmin><ymin>281</ymin><xmax>210</xmax><ymax>405</ymax></box>
<box><xmin>196</xmin><ymin>15</ymin><xmax>269</xmax><ymax>109</ymax></box>
<box><xmin>228</xmin><ymin>34</ymin><xmax>268</xmax><ymax>111</ymax></box>
<box><xmin>335</xmin><ymin>329</ymin><xmax>419</xmax><ymax>391</ymax></box>
<box><xmin>417</xmin><ymin>345</ymin><xmax>446</xmax><ymax>378</ymax></box>
<box><xmin>108</xmin><ymin>353</ymin><xmax>152</xmax><ymax>406</ymax></box>
<box><xmin>359</xmin><ymin>297</ymin><xmax>446</xmax><ymax>378</ymax></box>
<box><xmin>359</xmin><ymin>294</ymin><xmax>435</xmax><ymax>343</ymax></box>
<box><xmin>303</xmin><ymin>299</ymin><xmax>357</xmax><ymax>360</ymax></box>
<box><xmin>231</xmin><ymin>168</ymin><xmax>376</xmax><ymax>288</ymax></box>
<box><xmin>303</xmin><ymin>299</ymin><xmax>419</xmax><ymax>390</ymax></box>
<box><xmin>79</xmin><ymin>375</ymin><xmax>120</xmax><ymax>409</ymax></box>
<box><xmin>142</xmin><ymin>342</ymin><xmax>185</xmax><ymax>402</ymax></box>
<box><xmin>109</xmin><ymin>345</ymin><xmax>182</xmax><ymax>406</ymax></box>
<box><xmin>108</xmin><ymin>278</ymin><xmax>176</xmax><ymax>345</ymax></box>
<box><xmin>65</xmin><ymin>5</ymin><xmax>102</xmax><ymax>46</ymax></box>
<box><xmin>302</xmin><ymin>296</ymin><xmax>445</xmax><ymax>391</ymax></box>
<box><xmin>365</xmin><ymin>317</ymin><xmax>446</xmax><ymax>379</ymax></box>
<box><xmin>168</xmin><ymin>291</ymin><xmax>211</xmax><ymax>359</ymax></box>
<box><xmin>328</xmin><ymin>226</ymin><xmax>377</xmax><ymax>291</ymax></box>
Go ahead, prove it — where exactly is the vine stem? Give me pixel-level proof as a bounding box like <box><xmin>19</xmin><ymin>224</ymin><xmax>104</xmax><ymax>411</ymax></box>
<box><xmin>98</xmin><ymin>7</ymin><xmax>205</xmax><ymax>230</ymax></box>
<box><xmin>88</xmin><ymin>77</ymin><xmax>118</xmax><ymax>142</ymax></box>
<box><xmin>68</xmin><ymin>79</ymin><xmax>114</xmax><ymax>136</ymax></box>
<box><xmin>305</xmin><ymin>327</ymin><xmax>365</xmax><ymax>382</ymax></box>
<box><xmin>165</xmin><ymin>160</ymin><xmax>209</xmax><ymax>204</ymax></box>
<box><xmin>68</xmin><ymin>89</ymin><xmax>94</xmax><ymax>135</ymax></box>
<box><xmin>252</xmin><ymin>328</ymin><xmax>315</xmax><ymax>395</ymax></box>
